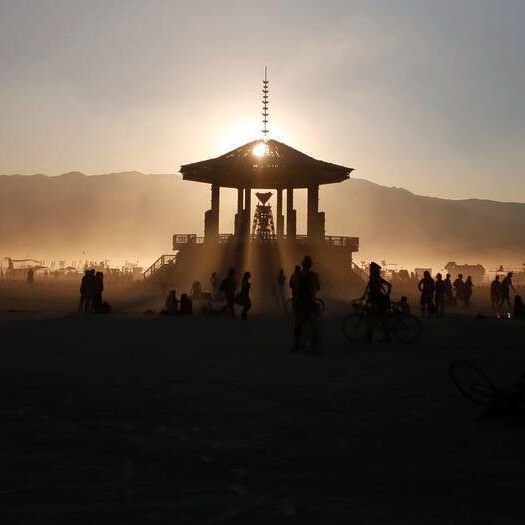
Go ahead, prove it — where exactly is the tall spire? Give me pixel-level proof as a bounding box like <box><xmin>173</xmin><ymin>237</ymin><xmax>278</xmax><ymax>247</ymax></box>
<box><xmin>261</xmin><ymin>66</ymin><xmax>269</xmax><ymax>141</ymax></box>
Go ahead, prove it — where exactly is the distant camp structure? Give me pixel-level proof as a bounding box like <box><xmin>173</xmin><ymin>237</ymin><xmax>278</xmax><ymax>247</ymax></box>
<box><xmin>143</xmin><ymin>70</ymin><xmax>361</xmax><ymax>292</ymax></box>
<box><xmin>444</xmin><ymin>261</ymin><xmax>486</xmax><ymax>284</ymax></box>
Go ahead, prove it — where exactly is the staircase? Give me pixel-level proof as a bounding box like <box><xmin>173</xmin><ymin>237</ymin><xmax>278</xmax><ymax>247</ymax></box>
<box><xmin>143</xmin><ymin>254</ymin><xmax>177</xmax><ymax>280</ymax></box>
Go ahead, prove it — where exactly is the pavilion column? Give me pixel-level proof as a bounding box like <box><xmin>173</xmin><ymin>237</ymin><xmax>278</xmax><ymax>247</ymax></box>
<box><xmin>276</xmin><ymin>188</ymin><xmax>284</xmax><ymax>239</ymax></box>
<box><xmin>307</xmin><ymin>184</ymin><xmax>319</xmax><ymax>241</ymax></box>
<box><xmin>286</xmin><ymin>187</ymin><xmax>296</xmax><ymax>240</ymax></box>
<box><xmin>204</xmin><ymin>183</ymin><xmax>220</xmax><ymax>243</ymax></box>
<box><xmin>234</xmin><ymin>187</ymin><xmax>244</xmax><ymax>237</ymax></box>
<box><xmin>244</xmin><ymin>187</ymin><xmax>252</xmax><ymax>238</ymax></box>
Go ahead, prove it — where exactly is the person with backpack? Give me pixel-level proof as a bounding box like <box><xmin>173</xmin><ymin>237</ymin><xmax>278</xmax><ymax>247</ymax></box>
<box><xmin>219</xmin><ymin>268</ymin><xmax>237</xmax><ymax>318</ymax></box>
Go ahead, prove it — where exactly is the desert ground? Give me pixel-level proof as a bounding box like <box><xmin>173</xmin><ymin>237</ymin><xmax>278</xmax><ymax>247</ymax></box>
<box><xmin>1</xmin><ymin>282</ymin><xmax>525</xmax><ymax>524</ymax></box>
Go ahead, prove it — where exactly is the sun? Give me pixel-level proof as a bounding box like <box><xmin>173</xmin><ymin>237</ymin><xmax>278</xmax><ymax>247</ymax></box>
<box><xmin>252</xmin><ymin>141</ymin><xmax>268</xmax><ymax>157</ymax></box>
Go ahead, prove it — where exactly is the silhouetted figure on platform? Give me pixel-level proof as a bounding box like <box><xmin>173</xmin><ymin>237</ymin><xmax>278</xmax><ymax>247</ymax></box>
<box><xmin>27</xmin><ymin>268</ymin><xmax>34</xmax><ymax>288</ymax></box>
<box><xmin>162</xmin><ymin>290</ymin><xmax>179</xmax><ymax>315</ymax></box>
<box><xmin>464</xmin><ymin>276</ymin><xmax>474</xmax><ymax>307</ymax></box>
<box><xmin>361</xmin><ymin>261</ymin><xmax>392</xmax><ymax>341</ymax></box>
<box><xmin>444</xmin><ymin>273</ymin><xmax>454</xmax><ymax>306</ymax></box>
<box><xmin>236</xmin><ymin>271</ymin><xmax>252</xmax><ymax>320</ymax></box>
<box><xmin>418</xmin><ymin>270</ymin><xmax>435</xmax><ymax>317</ymax></box>
<box><xmin>179</xmin><ymin>293</ymin><xmax>193</xmax><ymax>315</ymax></box>
<box><xmin>453</xmin><ymin>273</ymin><xmax>466</xmax><ymax>306</ymax></box>
<box><xmin>514</xmin><ymin>295</ymin><xmax>525</xmax><ymax>320</ymax></box>
<box><xmin>490</xmin><ymin>275</ymin><xmax>502</xmax><ymax>310</ymax></box>
<box><xmin>275</xmin><ymin>268</ymin><xmax>286</xmax><ymax>308</ymax></box>
<box><xmin>292</xmin><ymin>256</ymin><xmax>321</xmax><ymax>353</ymax></box>
<box><xmin>220</xmin><ymin>268</ymin><xmax>237</xmax><ymax>318</ymax></box>
<box><xmin>500</xmin><ymin>272</ymin><xmax>516</xmax><ymax>310</ymax></box>
<box><xmin>434</xmin><ymin>273</ymin><xmax>445</xmax><ymax>317</ymax></box>
<box><xmin>79</xmin><ymin>270</ymin><xmax>90</xmax><ymax>312</ymax></box>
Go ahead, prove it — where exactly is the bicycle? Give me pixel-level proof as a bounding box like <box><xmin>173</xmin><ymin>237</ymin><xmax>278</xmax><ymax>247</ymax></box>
<box><xmin>449</xmin><ymin>360</ymin><xmax>525</xmax><ymax>418</ymax></box>
<box><xmin>285</xmin><ymin>297</ymin><xmax>325</xmax><ymax>318</ymax></box>
<box><xmin>342</xmin><ymin>298</ymin><xmax>422</xmax><ymax>344</ymax></box>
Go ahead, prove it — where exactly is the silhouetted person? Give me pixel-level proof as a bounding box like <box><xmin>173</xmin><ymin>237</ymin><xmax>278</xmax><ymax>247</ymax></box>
<box><xmin>162</xmin><ymin>290</ymin><xmax>179</xmax><ymax>315</ymax></box>
<box><xmin>453</xmin><ymin>273</ymin><xmax>466</xmax><ymax>306</ymax></box>
<box><xmin>220</xmin><ymin>268</ymin><xmax>237</xmax><ymax>318</ymax></box>
<box><xmin>444</xmin><ymin>273</ymin><xmax>454</xmax><ymax>306</ymax></box>
<box><xmin>398</xmin><ymin>295</ymin><xmax>411</xmax><ymax>314</ymax></box>
<box><xmin>93</xmin><ymin>271</ymin><xmax>104</xmax><ymax>312</ymax></box>
<box><xmin>85</xmin><ymin>269</ymin><xmax>96</xmax><ymax>312</ymax></box>
<box><xmin>464</xmin><ymin>276</ymin><xmax>474</xmax><ymax>307</ymax></box>
<box><xmin>361</xmin><ymin>262</ymin><xmax>392</xmax><ymax>340</ymax></box>
<box><xmin>490</xmin><ymin>275</ymin><xmax>502</xmax><ymax>311</ymax></box>
<box><xmin>191</xmin><ymin>280</ymin><xmax>203</xmax><ymax>300</ymax></box>
<box><xmin>513</xmin><ymin>295</ymin><xmax>525</xmax><ymax>320</ymax></box>
<box><xmin>275</xmin><ymin>269</ymin><xmax>286</xmax><ymax>308</ymax></box>
<box><xmin>500</xmin><ymin>272</ymin><xmax>516</xmax><ymax>310</ymax></box>
<box><xmin>434</xmin><ymin>273</ymin><xmax>445</xmax><ymax>317</ymax></box>
<box><xmin>27</xmin><ymin>268</ymin><xmax>34</xmax><ymax>287</ymax></box>
<box><xmin>210</xmin><ymin>272</ymin><xmax>220</xmax><ymax>300</ymax></box>
<box><xmin>237</xmin><ymin>271</ymin><xmax>252</xmax><ymax>320</ymax></box>
<box><xmin>179</xmin><ymin>293</ymin><xmax>193</xmax><ymax>315</ymax></box>
<box><xmin>289</xmin><ymin>265</ymin><xmax>301</xmax><ymax>301</ymax></box>
<box><xmin>418</xmin><ymin>270</ymin><xmax>435</xmax><ymax>317</ymax></box>
<box><xmin>293</xmin><ymin>256</ymin><xmax>321</xmax><ymax>353</ymax></box>
<box><xmin>79</xmin><ymin>270</ymin><xmax>90</xmax><ymax>312</ymax></box>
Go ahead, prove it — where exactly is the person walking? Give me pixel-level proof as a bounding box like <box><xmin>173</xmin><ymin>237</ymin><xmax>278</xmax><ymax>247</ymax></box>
<box><xmin>444</xmin><ymin>273</ymin><xmax>454</xmax><ymax>306</ymax></box>
<box><xmin>453</xmin><ymin>273</ymin><xmax>466</xmax><ymax>306</ymax></box>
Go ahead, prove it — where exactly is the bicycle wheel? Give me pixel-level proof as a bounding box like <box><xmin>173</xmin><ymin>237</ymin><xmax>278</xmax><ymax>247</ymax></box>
<box><xmin>342</xmin><ymin>313</ymin><xmax>370</xmax><ymax>342</ymax></box>
<box><xmin>449</xmin><ymin>360</ymin><xmax>497</xmax><ymax>407</ymax></box>
<box><xmin>391</xmin><ymin>314</ymin><xmax>422</xmax><ymax>344</ymax></box>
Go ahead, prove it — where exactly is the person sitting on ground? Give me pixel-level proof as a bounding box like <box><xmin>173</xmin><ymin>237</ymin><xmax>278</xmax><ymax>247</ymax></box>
<box><xmin>464</xmin><ymin>276</ymin><xmax>474</xmax><ymax>307</ymax></box>
<box><xmin>500</xmin><ymin>272</ymin><xmax>516</xmax><ymax>310</ymax></box>
<box><xmin>236</xmin><ymin>271</ymin><xmax>252</xmax><ymax>320</ymax></box>
<box><xmin>179</xmin><ymin>293</ymin><xmax>193</xmax><ymax>315</ymax></box>
<box><xmin>219</xmin><ymin>268</ymin><xmax>237</xmax><ymax>318</ymax></box>
<box><xmin>162</xmin><ymin>290</ymin><xmax>179</xmax><ymax>315</ymax></box>
<box><xmin>490</xmin><ymin>275</ymin><xmax>503</xmax><ymax>311</ymax></box>
<box><xmin>513</xmin><ymin>295</ymin><xmax>525</xmax><ymax>320</ymax></box>
<box><xmin>453</xmin><ymin>273</ymin><xmax>466</xmax><ymax>306</ymax></box>
<box><xmin>434</xmin><ymin>273</ymin><xmax>445</xmax><ymax>317</ymax></box>
<box><xmin>396</xmin><ymin>296</ymin><xmax>411</xmax><ymax>315</ymax></box>
<box><xmin>418</xmin><ymin>271</ymin><xmax>435</xmax><ymax>317</ymax></box>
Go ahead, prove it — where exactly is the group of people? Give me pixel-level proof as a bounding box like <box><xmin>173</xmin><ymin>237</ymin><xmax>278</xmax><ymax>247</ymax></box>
<box><xmin>216</xmin><ymin>269</ymin><xmax>252</xmax><ymax>320</ymax></box>
<box><xmin>417</xmin><ymin>272</ymin><xmax>475</xmax><ymax>317</ymax></box>
<box><xmin>490</xmin><ymin>272</ymin><xmax>523</xmax><ymax>318</ymax></box>
<box><xmin>79</xmin><ymin>269</ymin><xmax>108</xmax><ymax>313</ymax></box>
<box><xmin>161</xmin><ymin>290</ymin><xmax>193</xmax><ymax>316</ymax></box>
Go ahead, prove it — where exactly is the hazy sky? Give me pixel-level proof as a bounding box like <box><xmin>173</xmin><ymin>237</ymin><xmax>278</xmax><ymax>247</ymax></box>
<box><xmin>1</xmin><ymin>0</ymin><xmax>524</xmax><ymax>201</ymax></box>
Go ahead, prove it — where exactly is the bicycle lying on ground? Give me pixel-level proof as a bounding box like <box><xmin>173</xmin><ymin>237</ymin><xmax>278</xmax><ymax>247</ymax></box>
<box><xmin>342</xmin><ymin>298</ymin><xmax>422</xmax><ymax>343</ymax></box>
<box><xmin>449</xmin><ymin>360</ymin><xmax>525</xmax><ymax>419</ymax></box>
<box><xmin>285</xmin><ymin>297</ymin><xmax>325</xmax><ymax>318</ymax></box>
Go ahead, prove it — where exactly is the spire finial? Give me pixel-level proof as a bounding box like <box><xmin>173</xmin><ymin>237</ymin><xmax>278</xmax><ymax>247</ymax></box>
<box><xmin>262</xmin><ymin>66</ymin><xmax>269</xmax><ymax>141</ymax></box>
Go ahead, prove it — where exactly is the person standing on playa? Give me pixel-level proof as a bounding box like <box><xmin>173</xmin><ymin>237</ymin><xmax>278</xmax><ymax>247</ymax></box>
<box><xmin>236</xmin><ymin>271</ymin><xmax>252</xmax><ymax>320</ymax></box>
<box><xmin>464</xmin><ymin>276</ymin><xmax>474</xmax><ymax>307</ymax></box>
<box><xmin>490</xmin><ymin>275</ymin><xmax>502</xmax><ymax>311</ymax></box>
<box><xmin>219</xmin><ymin>268</ymin><xmax>237</xmax><ymax>318</ymax></box>
<box><xmin>434</xmin><ymin>273</ymin><xmax>445</xmax><ymax>317</ymax></box>
<box><xmin>79</xmin><ymin>270</ymin><xmax>90</xmax><ymax>312</ymax></box>
<box><xmin>500</xmin><ymin>272</ymin><xmax>516</xmax><ymax>310</ymax></box>
<box><xmin>453</xmin><ymin>273</ymin><xmax>466</xmax><ymax>306</ymax></box>
<box><xmin>418</xmin><ymin>271</ymin><xmax>435</xmax><ymax>317</ymax></box>
<box><xmin>275</xmin><ymin>269</ymin><xmax>286</xmax><ymax>309</ymax></box>
<box><xmin>444</xmin><ymin>273</ymin><xmax>454</xmax><ymax>306</ymax></box>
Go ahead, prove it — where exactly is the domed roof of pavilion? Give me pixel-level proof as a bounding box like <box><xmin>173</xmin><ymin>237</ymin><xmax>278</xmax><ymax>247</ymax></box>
<box><xmin>180</xmin><ymin>139</ymin><xmax>354</xmax><ymax>189</ymax></box>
